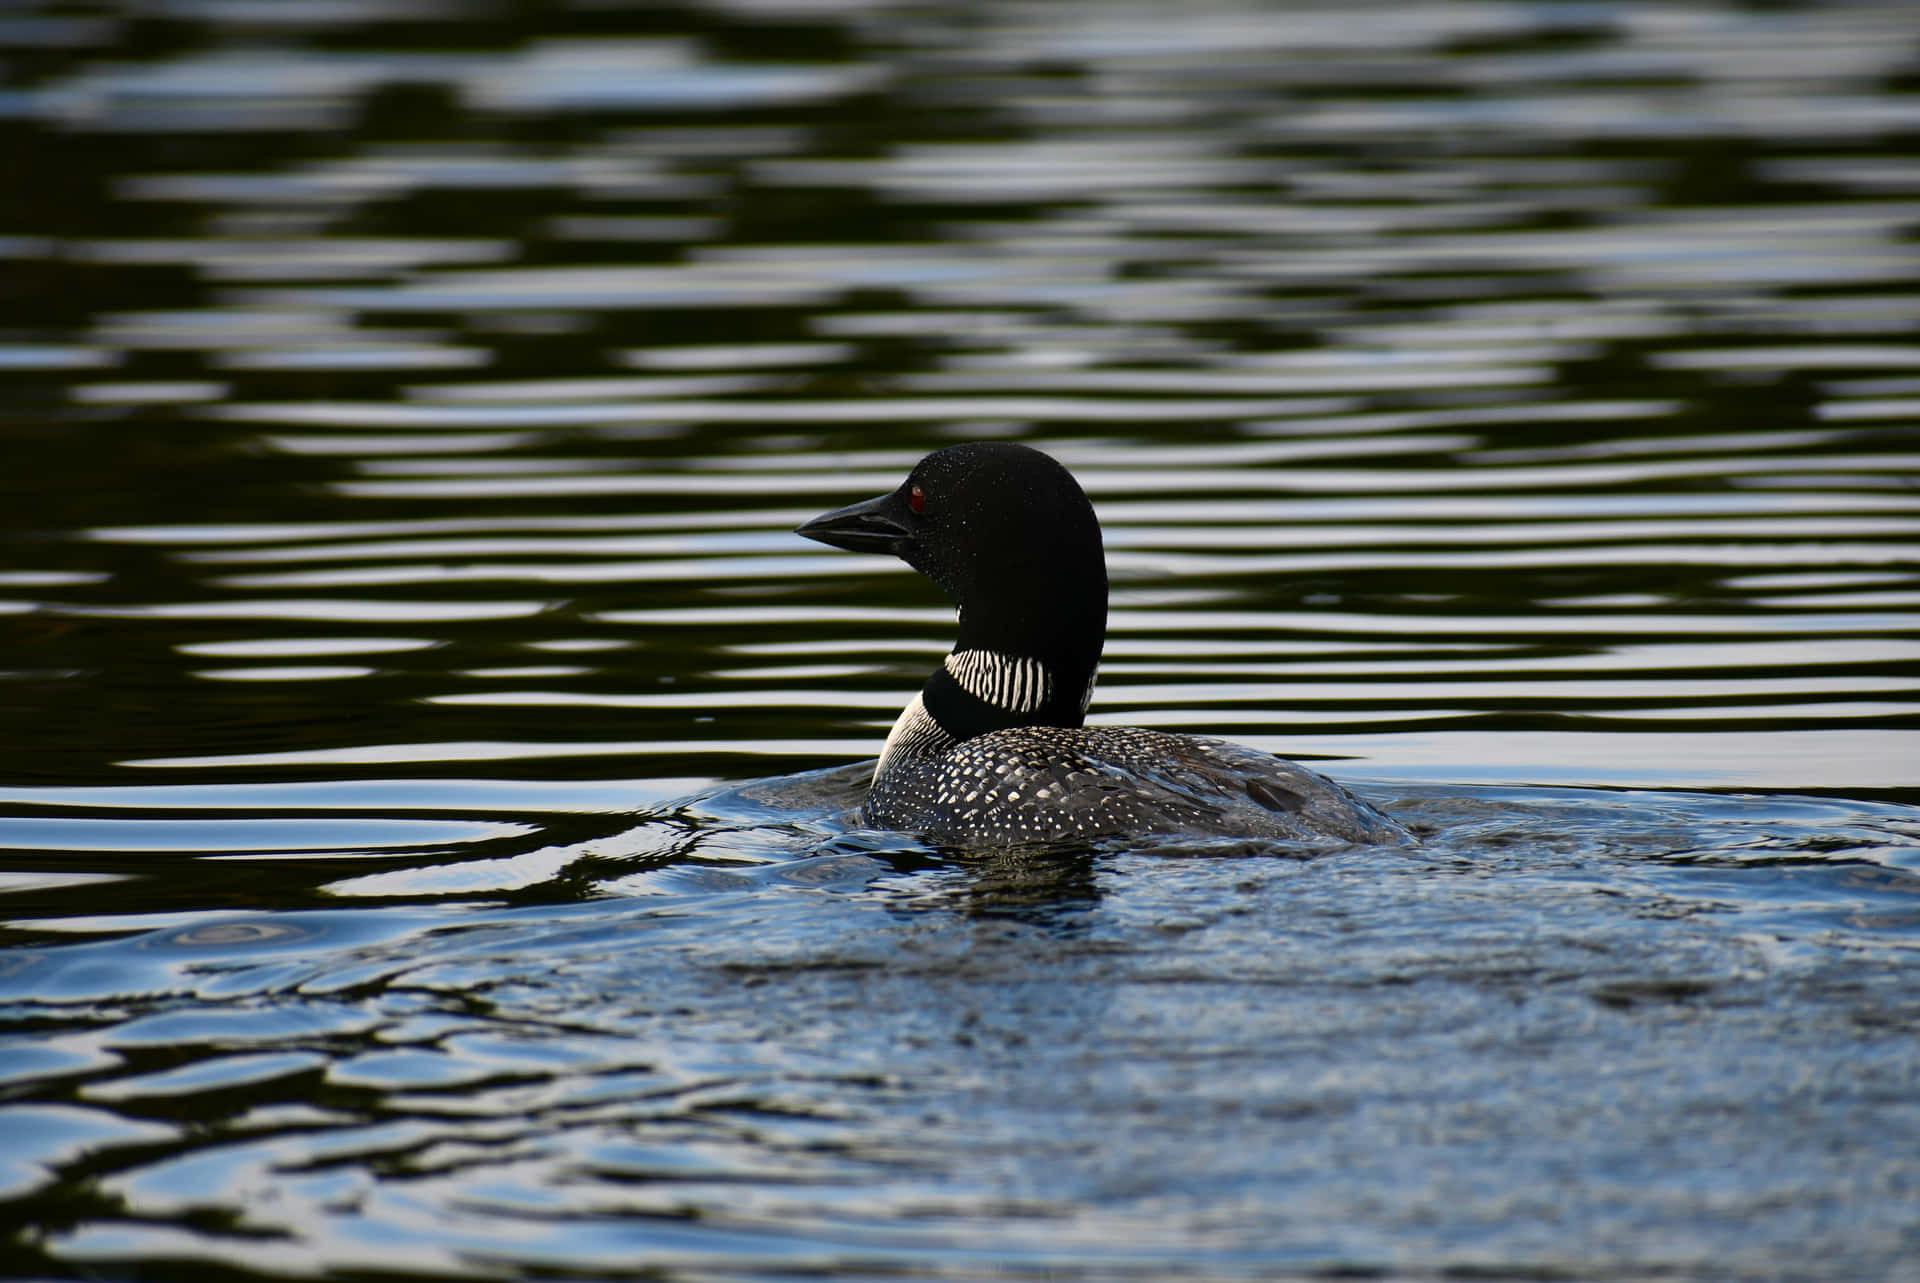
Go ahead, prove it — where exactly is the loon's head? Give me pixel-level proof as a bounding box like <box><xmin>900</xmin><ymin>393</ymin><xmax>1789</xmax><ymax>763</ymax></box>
<box><xmin>797</xmin><ymin>442</ymin><xmax>1107</xmax><ymax>732</ymax></box>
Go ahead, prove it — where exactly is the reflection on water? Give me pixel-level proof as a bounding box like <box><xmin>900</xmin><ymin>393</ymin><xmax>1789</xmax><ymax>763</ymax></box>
<box><xmin>3</xmin><ymin>779</ymin><xmax>1918</xmax><ymax>1279</ymax></box>
<box><xmin>2</xmin><ymin>0</ymin><xmax>1918</xmax><ymax>1278</ymax></box>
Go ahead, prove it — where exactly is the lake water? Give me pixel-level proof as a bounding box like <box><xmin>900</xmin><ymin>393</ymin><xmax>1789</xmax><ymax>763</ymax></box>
<box><xmin>2</xmin><ymin>1</ymin><xmax>1918</xmax><ymax>1279</ymax></box>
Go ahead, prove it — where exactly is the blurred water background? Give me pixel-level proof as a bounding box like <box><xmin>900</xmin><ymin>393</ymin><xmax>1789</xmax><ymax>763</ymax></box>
<box><xmin>2</xmin><ymin>1</ymin><xmax>1918</xmax><ymax>1279</ymax></box>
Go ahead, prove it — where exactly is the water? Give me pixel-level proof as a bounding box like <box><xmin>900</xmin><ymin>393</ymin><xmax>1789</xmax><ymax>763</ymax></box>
<box><xmin>3</xmin><ymin>0</ymin><xmax>1919</xmax><ymax>1278</ymax></box>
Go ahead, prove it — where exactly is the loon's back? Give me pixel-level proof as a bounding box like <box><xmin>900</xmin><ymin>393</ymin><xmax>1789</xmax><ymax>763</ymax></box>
<box><xmin>867</xmin><ymin>725</ymin><xmax>1408</xmax><ymax>847</ymax></box>
<box><xmin>796</xmin><ymin>441</ymin><xmax>1409</xmax><ymax>848</ymax></box>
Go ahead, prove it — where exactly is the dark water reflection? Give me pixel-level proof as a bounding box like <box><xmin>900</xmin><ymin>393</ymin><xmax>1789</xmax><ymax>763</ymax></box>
<box><xmin>2</xmin><ymin>0</ymin><xmax>1919</xmax><ymax>1279</ymax></box>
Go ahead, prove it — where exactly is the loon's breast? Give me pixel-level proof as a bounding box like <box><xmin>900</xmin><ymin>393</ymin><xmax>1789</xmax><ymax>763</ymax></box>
<box><xmin>864</xmin><ymin>725</ymin><xmax>1410</xmax><ymax>847</ymax></box>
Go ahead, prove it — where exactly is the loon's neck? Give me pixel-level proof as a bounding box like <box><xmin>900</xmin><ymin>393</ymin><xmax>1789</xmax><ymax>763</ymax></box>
<box><xmin>873</xmin><ymin>646</ymin><xmax>1099</xmax><ymax>783</ymax></box>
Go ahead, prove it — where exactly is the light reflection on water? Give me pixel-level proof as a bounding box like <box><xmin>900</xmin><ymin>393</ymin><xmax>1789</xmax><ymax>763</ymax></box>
<box><xmin>2</xmin><ymin>778</ymin><xmax>1917</xmax><ymax>1278</ymax></box>
<box><xmin>2</xmin><ymin>0</ymin><xmax>1919</xmax><ymax>1278</ymax></box>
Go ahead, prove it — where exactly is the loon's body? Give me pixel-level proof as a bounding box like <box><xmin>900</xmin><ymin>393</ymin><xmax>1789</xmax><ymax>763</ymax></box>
<box><xmin>797</xmin><ymin>442</ymin><xmax>1408</xmax><ymax>847</ymax></box>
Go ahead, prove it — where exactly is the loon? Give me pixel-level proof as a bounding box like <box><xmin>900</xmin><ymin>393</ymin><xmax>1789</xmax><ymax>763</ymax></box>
<box><xmin>796</xmin><ymin>442</ymin><xmax>1409</xmax><ymax>847</ymax></box>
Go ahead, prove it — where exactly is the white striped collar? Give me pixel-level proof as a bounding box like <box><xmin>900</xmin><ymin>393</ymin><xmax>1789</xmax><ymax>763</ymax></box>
<box><xmin>943</xmin><ymin>649</ymin><xmax>1052</xmax><ymax>714</ymax></box>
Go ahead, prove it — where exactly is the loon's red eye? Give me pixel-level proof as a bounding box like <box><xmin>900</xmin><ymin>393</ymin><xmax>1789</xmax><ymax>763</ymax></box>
<box><xmin>908</xmin><ymin>484</ymin><xmax>925</xmax><ymax>514</ymax></box>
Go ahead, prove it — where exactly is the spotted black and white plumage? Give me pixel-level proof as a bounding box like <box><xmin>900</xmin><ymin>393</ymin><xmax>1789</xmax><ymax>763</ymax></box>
<box><xmin>867</xmin><ymin>725</ymin><xmax>1405</xmax><ymax>846</ymax></box>
<box><xmin>797</xmin><ymin>442</ymin><xmax>1411</xmax><ymax>848</ymax></box>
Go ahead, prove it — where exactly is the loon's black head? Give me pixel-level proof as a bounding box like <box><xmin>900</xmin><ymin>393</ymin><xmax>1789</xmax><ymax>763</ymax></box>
<box><xmin>798</xmin><ymin>442</ymin><xmax>1107</xmax><ymax>732</ymax></box>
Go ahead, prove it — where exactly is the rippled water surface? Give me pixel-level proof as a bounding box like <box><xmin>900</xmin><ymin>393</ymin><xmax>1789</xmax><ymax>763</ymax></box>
<box><xmin>3</xmin><ymin>1</ymin><xmax>1919</xmax><ymax>1279</ymax></box>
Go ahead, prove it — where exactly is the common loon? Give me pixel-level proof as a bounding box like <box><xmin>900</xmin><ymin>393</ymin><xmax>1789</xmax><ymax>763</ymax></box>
<box><xmin>797</xmin><ymin>442</ymin><xmax>1409</xmax><ymax>847</ymax></box>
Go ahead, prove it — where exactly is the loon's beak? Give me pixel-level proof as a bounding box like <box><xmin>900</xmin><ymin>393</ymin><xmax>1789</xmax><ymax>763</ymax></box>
<box><xmin>796</xmin><ymin>490</ymin><xmax>912</xmax><ymax>557</ymax></box>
